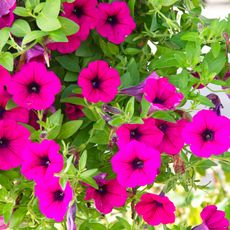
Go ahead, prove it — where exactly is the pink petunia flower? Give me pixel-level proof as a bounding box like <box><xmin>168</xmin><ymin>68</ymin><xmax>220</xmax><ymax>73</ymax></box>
<box><xmin>183</xmin><ymin>110</ymin><xmax>230</xmax><ymax>158</ymax></box>
<box><xmin>21</xmin><ymin>140</ymin><xmax>64</xmax><ymax>183</ymax></box>
<box><xmin>96</xmin><ymin>2</ymin><xmax>136</xmax><ymax>44</ymax></box>
<box><xmin>35</xmin><ymin>177</ymin><xmax>73</xmax><ymax>222</ymax></box>
<box><xmin>84</xmin><ymin>173</ymin><xmax>128</xmax><ymax>214</ymax></box>
<box><xmin>0</xmin><ymin>120</ymin><xmax>30</xmax><ymax>170</ymax></box>
<box><xmin>135</xmin><ymin>193</ymin><xmax>176</xmax><ymax>226</ymax></box>
<box><xmin>63</xmin><ymin>0</ymin><xmax>97</xmax><ymax>40</ymax></box>
<box><xmin>0</xmin><ymin>92</ymin><xmax>29</xmax><ymax>123</ymax></box>
<box><xmin>8</xmin><ymin>62</ymin><xmax>62</xmax><ymax>110</ymax></box>
<box><xmin>116</xmin><ymin>118</ymin><xmax>163</xmax><ymax>149</ymax></box>
<box><xmin>0</xmin><ymin>65</ymin><xmax>11</xmax><ymax>93</ymax></box>
<box><xmin>144</xmin><ymin>77</ymin><xmax>183</xmax><ymax>111</ymax></box>
<box><xmin>48</xmin><ymin>0</ymin><xmax>97</xmax><ymax>54</ymax></box>
<box><xmin>0</xmin><ymin>216</ymin><xmax>8</xmax><ymax>230</ymax></box>
<box><xmin>0</xmin><ymin>0</ymin><xmax>16</xmax><ymax>29</ymax></box>
<box><xmin>78</xmin><ymin>60</ymin><xmax>121</xmax><ymax>103</ymax></box>
<box><xmin>64</xmin><ymin>94</ymin><xmax>85</xmax><ymax>120</ymax></box>
<box><xmin>111</xmin><ymin>141</ymin><xmax>161</xmax><ymax>188</ymax></box>
<box><xmin>192</xmin><ymin>205</ymin><xmax>229</xmax><ymax>230</ymax></box>
<box><xmin>155</xmin><ymin>119</ymin><xmax>187</xmax><ymax>155</ymax></box>
<box><xmin>47</xmin><ymin>33</ymin><xmax>81</xmax><ymax>54</ymax></box>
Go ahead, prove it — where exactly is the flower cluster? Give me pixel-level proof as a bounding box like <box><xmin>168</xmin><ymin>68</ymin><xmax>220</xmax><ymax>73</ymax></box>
<box><xmin>48</xmin><ymin>0</ymin><xmax>136</xmax><ymax>53</ymax></box>
<box><xmin>0</xmin><ymin>0</ymin><xmax>229</xmax><ymax>229</ymax></box>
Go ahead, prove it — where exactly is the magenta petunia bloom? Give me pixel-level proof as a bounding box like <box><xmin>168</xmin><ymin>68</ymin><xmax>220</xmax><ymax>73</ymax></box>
<box><xmin>0</xmin><ymin>120</ymin><xmax>30</xmax><ymax>170</ymax></box>
<box><xmin>96</xmin><ymin>2</ymin><xmax>136</xmax><ymax>44</ymax></box>
<box><xmin>0</xmin><ymin>92</ymin><xmax>29</xmax><ymax>123</ymax></box>
<box><xmin>48</xmin><ymin>0</ymin><xmax>97</xmax><ymax>54</ymax></box>
<box><xmin>65</xmin><ymin>103</ymin><xmax>84</xmax><ymax>120</ymax></box>
<box><xmin>183</xmin><ymin>110</ymin><xmax>230</xmax><ymax>158</ymax></box>
<box><xmin>47</xmin><ymin>33</ymin><xmax>81</xmax><ymax>54</ymax></box>
<box><xmin>8</xmin><ymin>62</ymin><xmax>62</xmax><ymax>110</ymax></box>
<box><xmin>144</xmin><ymin>77</ymin><xmax>183</xmax><ymax>110</ymax></box>
<box><xmin>21</xmin><ymin>140</ymin><xmax>64</xmax><ymax>183</ymax></box>
<box><xmin>0</xmin><ymin>0</ymin><xmax>16</xmax><ymax>29</ymax></box>
<box><xmin>84</xmin><ymin>173</ymin><xmax>128</xmax><ymax>214</ymax></box>
<box><xmin>64</xmin><ymin>94</ymin><xmax>84</xmax><ymax>120</ymax></box>
<box><xmin>116</xmin><ymin>118</ymin><xmax>163</xmax><ymax>149</ymax></box>
<box><xmin>26</xmin><ymin>45</ymin><xmax>48</xmax><ymax>63</ymax></box>
<box><xmin>78</xmin><ymin>60</ymin><xmax>121</xmax><ymax>103</ymax></box>
<box><xmin>111</xmin><ymin>141</ymin><xmax>161</xmax><ymax>188</ymax></box>
<box><xmin>192</xmin><ymin>205</ymin><xmax>229</xmax><ymax>230</ymax></box>
<box><xmin>0</xmin><ymin>65</ymin><xmax>11</xmax><ymax>93</ymax></box>
<box><xmin>63</xmin><ymin>0</ymin><xmax>97</xmax><ymax>40</ymax></box>
<box><xmin>135</xmin><ymin>193</ymin><xmax>176</xmax><ymax>226</ymax></box>
<box><xmin>35</xmin><ymin>177</ymin><xmax>73</xmax><ymax>222</ymax></box>
<box><xmin>155</xmin><ymin>119</ymin><xmax>186</xmax><ymax>155</ymax></box>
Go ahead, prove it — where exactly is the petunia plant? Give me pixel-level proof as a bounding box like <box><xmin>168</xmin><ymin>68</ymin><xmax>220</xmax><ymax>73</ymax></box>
<box><xmin>0</xmin><ymin>0</ymin><xmax>230</xmax><ymax>229</ymax></box>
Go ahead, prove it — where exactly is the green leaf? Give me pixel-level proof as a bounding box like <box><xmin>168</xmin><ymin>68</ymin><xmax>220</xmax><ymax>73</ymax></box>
<box><xmin>61</xmin><ymin>97</ymin><xmax>86</xmax><ymax>106</ymax></box>
<box><xmin>108</xmin><ymin>116</ymin><xmax>124</xmax><ymax>127</ymax></box>
<box><xmin>125</xmin><ymin>97</ymin><xmax>135</xmax><ymax>119</ymax></box>
<box><xmin>22</xmin><ymin>30</ymin><xmax>47</xmax><ymax>45</ymax></box>
<box><xmin>14</xmin><ymin>7</ymin><xmax>31</xmax><ymax>17</ymax></box>
<box><xmin>55</xmin><ymin>55</ymin><xmax>80</xmax><ymax>72</ymax></box>
<box><xmin>90</xmin><ymin>130</ymin><xmax>110</xmax><ymax>145</ymax></box>
<box><xmin>57</xmin><ymin>120</ymin><xmax>83</xmax><ymax>139</ymax></box>
<box><xmin>64</xmin><ymin>71</ymin><xmax>77</xmax><ymax>82</ymax></box>
<box><xmin>0</xmin><ymin>52</ymin><xmax>14</xmax><ymax>71</ymax></box>
<box><xmin>197</xmin><ymin>95</ymin><xmax>214</xmax><ymax>107</ymax></box>
<box><xmin>141</xmin><ymin>97</ymin><xmax>151</xmax><ymax>118</ymax></box>
<box><xmin>79</xmin><ymin>150</ymin><xmax>87</xmax><ymax>171</ymax></box>
<box><xmin>211</xmin><ymin>42</ymin><xmax>221</xmax><ymax>58</ymax></box>
<box><xmin>59</xmin><ymin>16</ymin><xmax>79</xmax><ymax>36</ymax></box>
<box><xmin>3</xmin><ymin>203</ymin><xmax>14</xmax><ymax>224</ymax></box>
<box><xmin>36</xmin><ymin>0</ymin><xmax>61</xmax><ymax>32</ymax></box>
<box><xmin>0</xmin><ymin>28</ymin><xmax>10</xmax><ymax>51</ymax></box>
<box><xmin>203</xmin><ymin>51</ymin><xmax>226</xmax><ymax>75</ymax></box>
<box><xmin>10</xmin><ymin>207</ymin><xmax>27</xmax><ymax>228</ymax></box>
<box><xmin>152</xmin><ymin>111</ymin><xmax>176</xmax><ymax>123</ymax></box>
<box><xmin>5</xmin><ymin>99</ymin><xmax>17</xmax><ymax>110</ymax></box>
<box><xmin>47</xmin><ymin>109</ymin><xmax>63</xmax><ymax>139</ymax></box>
<box><xmin>81</xmin><ymin>169</ymin><xmax>98</xmax><ymax>178</ymax></box>
<box><xmin>181</xmin><ymin>32</ymin><xmax>200</xmax><ymax>41</ymax></box>
<box><xmin>11</xmin><ymin>19</ymin><xmax>31</xmax><ymax>37</ymax></box>
<box><xmin>49</xmin><ymin>29</ymin><xmax>68</xmax><ymax>42</ymax></box>
<box><xmin>80</xmin><ymin>176</ymin><xmax>98</xmax><ymax>189</ymax></box>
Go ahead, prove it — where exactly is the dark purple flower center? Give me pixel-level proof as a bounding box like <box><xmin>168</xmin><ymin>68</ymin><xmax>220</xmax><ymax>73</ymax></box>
<box><xmin>153</xmin><ymin>97</ymin><xmax>164</xmax><ymax>104</ymax></box>
<box><xmin>0</xmin><ymin>106</ymin><xmax>6</xmax><ymax>119</ymax></box>
<box><xmin>0</xmin><ymin>137</ymin><xmax>9</xmax><ymax>148</ymax></box>
<box><xmin>153</xmin><ymin>200</ymin><xmax>163</xmax><ymax>207</ymax></box>
<box><xmin>53</xmin><ymin>190</ymin><xmax>65</xmax><ymax>202</ymax></box>
<box><xmin>202</xmin><ymin>129</ymin><xmax>214</xmax><ymax>142</ymax></box>
<box><xmin>40</xmin><ymin>156</ymin><xmax>51</xmax><ymax>167</ymax></box>
<box><xmin>130</xmin><ymin>128</ymin><xmax>142</xmax><ymax>140</ymax></box>
<box><xmin>28</xmin><ymin>82</ymin><xmax>41</xmax><ymax>94</ymax></box>
<box><xmin>106</xmin><ymin>15</ymin><xmax>118</xmax><ymax>26</ymax></box>
<box><xmin>92</xmin><ymin>77</ymin><xmax>101</xmax><ymax>89</ymax></box>
<box><xmin>96</xmin><ymin>185</ymin><xmax>107</xmax><ymax>195</ymax></box>
<box><xmin>132</xmin><ymin>158</ymin><xmax>144</xmax><ymax>169</ymax></box>
<box><xmin>158</xmin><ymin>123</ymin><xmax>168</xmax><ymax>133</ymax></box>
<box><xmin>73</xmin><ymin>6</ymin><xmax>84</xmax><ymax>18</ymax></box>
